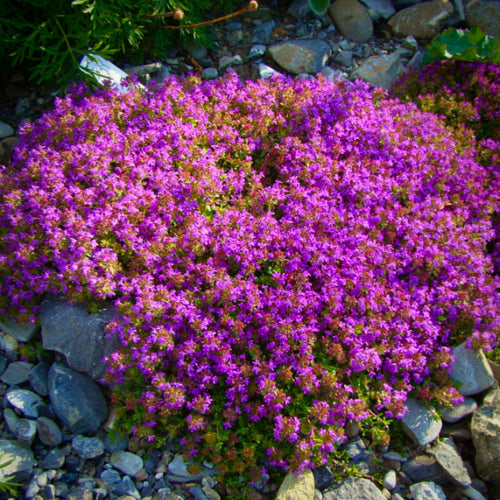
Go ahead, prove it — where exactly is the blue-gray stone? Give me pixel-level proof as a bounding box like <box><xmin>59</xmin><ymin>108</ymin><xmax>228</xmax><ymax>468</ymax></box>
<box><xmin>400</xmin><ymin>398</ymin><xmax>442</xmax><ymax>446</ymax></box>
<box><xmin>0</xmin><ymin>439</ymin><xmax>35</xmax><ymax>482</ymax></box>
<box><xmin>112</xmin><ymin>475</ymin><xmax>140</xmax><ymax>499</ymax></box>
<box><xmin>100</xmin><ymin>468</ymin><xmax>122</xmax><ymax>487</ymax></box>
<box><xmin>41</xmin><ymin>447</ymin><xmax>66</xmax><ymax>469</ymax></box>
<box><xmin>110</xmin><ymin>450</ymin><xmax>144</xmax><ymax>477</ymax></box>
<box><xmin>6</xmin><ymin>388</ymin><xmax>45</xmax><ymax>418</ymax></box>
<box><xmin>29</xmin><ymin>362</ymin><xmax>50</xmax><ymax>396</ymax></box>
<box><xmin>48</xmin><ymin>363</ymin><xmax>108</xmax><ymax>434</ymax></box>
<box><xmin>323</xmin><ymin>477</ymin><xmax>386</xmax><ymax>500</ymax></box>
<box><xmin>268</xmin><ymin>39</ymin><xmax>331</xmax><ymax>74</ymax></box>
<box><xmin>40</xmin><ymin>295</ymin><xmax>118</xmax><ymax>380</ymax></box>
<box><xmin>71</xmin><ymin>435</ymin><xmax>105</xmax><ymax>460</ymax></box>
<box><xmin>0</xmin><ymin>315</ymin><xmax>38</xmax><ymax>342</ymax></box>
<box><xmin>36</xmin><ymin>417</ymin><xmax>63</xmax><ymax>447</ymax></box>
<box><xmin>1</xmin><ymin>361</ymin><xmax>33</xmax><ymax>385</ymax></box>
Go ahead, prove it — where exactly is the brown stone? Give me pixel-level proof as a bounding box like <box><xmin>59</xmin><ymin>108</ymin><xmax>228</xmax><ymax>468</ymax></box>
<box><xmin>388</xmin><ymin>0</ymin><xmax>453</xmax><ymax>39</ymax></box>
<box><xmin>329</xmin><ymin>0</ymin><xmax>374</xmax><ymax>43</ymax></box>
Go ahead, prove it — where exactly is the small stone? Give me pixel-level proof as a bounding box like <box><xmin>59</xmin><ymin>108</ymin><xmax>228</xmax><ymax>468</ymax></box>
<box><xmin>329</xmin><ymin>0</ymin><xmax>374</xmax><ymax>42</ymax></box>
<box><xmin>72</xmin><ymin>435</ymin><xmax>105</xmax><ymax>460</ymax></box>
<box><xmin>40</xmin><ymin>484</ymin><xmax>56</xmax><ymax>499</ymax></box>
<box><xmin>66</xmin><ymin>485</ymin><xmax>93</xmax><ymax>500</ymax></box>
<box><xmin>258</xmin><ymin>63</ymin><xmax>282</xmax><ymax>79</ymax></box>
<box><xmin>323</xmin><ymin>477</ymin><xmax>386</xmax><ymax>500</ymax></box>
<box><xmin>0</xmin><ymin>439</ymin><xmax>35</xmax><ymax>482</ymax></box>
<box><xmin>6</xmin><ymin>388</ymin><xmax>45</xmax><ymax>418</ymax></box>
<box><xmin>0</xmin><ymin>122</ymin><xmax>15</xmax><ymax>139</ymax></box>
<box><xmin>465</xmin><ymin>0</ymin><xmax>500</xmax><ymax>38</ymax></box>
<box><xmin>462</xmin><ymin>485</ymin><xmax>487</xmax><ymax>500</ymax></box>
<box><xmin>201</xmin><ymin>68</ymin><xmax>218</xmax><ymax>80</ymax></box>
<box><xmin>334</xmin><ymin>50</ymin><xmax>354</xmax><ymax>67</ymax></box>
<box><xmin>275</xmin><ymin>470</ymin><xmax>315</xmax><ymax>500</ymax></box>
<box><xmin>252</xmin><ymin>20</ymin><xmax>275</xmax><ymax>43</ymax></box>
<box><xmin>400</xmin><ymin>398</ymin><xmax>442</xmax><ymax>446</ymax></box>
<box><xmin>383</xmin><ymin>451</ymin><xmax>408</xmax><ymax>462</ymax></box>
<box><xmin>402</xmin><ymin>455</ymin><xmax>441</xmax><ymax>482</ymax></box>
<box><xmin>249</xmin><ymin>44</ymin><xmax>266</xmax><ymax>59</ymax></box>
<box><xmin>441</xmin><ymin>397</ymin><xmax>477</xmax><ymax>423</ymax></box>
<box><xmin>112</xmin><ymin>475</ymin><xmax>140</xmax><ymax>499</ymax></box>
<box><xmin>429</xmin><ymin>438</ymin><xmax>471</xmax><ymax>487</ymax></box>
<box><xmin>344</xmin><ymin>436</ymin><xmax>368</xmax><ymax>462</ymax></box>
<box><xmin>15</xmin><ymin>418</ymin><xmax>37</xmax><ymax>446</ymax></box>
<box><xmin>451</xmin><ymin>343</ymin><xmax>495</xmax><ymax>396</ymax></box>
<box><xmin>313</xmin><ymin>466</ymin><xmax>335</xmax><ymax>490</ymax></box>
<box><xmin>1</xmin><ymin>361</ymin><xmax>33</xmax><ymax>385</ymax></box>
<box><xmin>3</xmin><ymin>407</ymin><xmax>19</xmax><ymax>434</ymax></box>
<box><xmin>100</xmin><ymin>468</ymin><xmax>122</xmax><ymax>487</ymax></box>
<box><xmin>0</xmin><ymin>316</ymin><xmax>38</xmax><ymax>342</ymax></box>
<box><xmin>36</xmin><ymin>417</ymin><xmax>63</xmax><ymax>447</ymax></box>
<box><xmin>40</xmin><ymin>448</ymin><xmax>66</xmax><ymax>470</ymax></box>
<box><xmin>383</xmin><ymin>470</ymin><xmax>397</xmax><ymax>490</ymax></box>
<box><xmin>29</xmin><ymin>363</ymin><xmax>50</xmax><ymax>396</ymax></box>
<box><xmin>409</xmin><ymin>481</ymin><xmax>446</xmax><ymax>500</ymax></box>
<box><xmin>111</xmin><ymin>450</ymin><xmax>144</xmax><ymax>477</ymax></box>
<box><xmin>268</xmin><ymin>39</ymin><xmax>331</xmax><ymax>74</ymax></box>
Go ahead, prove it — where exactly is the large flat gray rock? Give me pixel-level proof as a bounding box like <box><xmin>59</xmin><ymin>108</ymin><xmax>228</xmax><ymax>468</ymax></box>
<box><xmin>40</xmin><ymin>295</ymin><xmax>119</xmax><ymax>380</ymax></box>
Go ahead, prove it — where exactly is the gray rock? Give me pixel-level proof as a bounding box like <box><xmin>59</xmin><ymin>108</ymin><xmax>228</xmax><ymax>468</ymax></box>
<box><xmin>29</xmin><ymin>362</ymin><xmax>50</xmax><ymax>396</ymax></box>
<box><xmin>465</xmin><ymin>0</ymin><xmax>500</xmax><ymax>38</ymax></box>
<box><xmin>351</xmin><ymin>50</ymin><xmax>407</xmax><ymax>89</ymax></box>
<box><xmin>0</xmin><ymin>332</ymin><xmax>18</xmax><ymax>360</ymax></box>
<box><xmin>0</xmin><ymin>316</ymin><xmax>38</xmax><ymax>342</ymax></box>
<box><xmin>451</xmin><ymin>343</ymin><xmax>495</xmax><ymax>396</ymax></box>
<box><xmin>328</xmin><ymin>0</ymin><xmax>374</xmax><ymax>43</ymax></box>
<box><xmin>6</xmin><ymin>388</ymin><xmax>45</xmax><ymax>418</ymax></box>
<box><xmin>190</xmin><ymin>485</ymin><xmax>209</xmax><ymax>500</ymax></box>
<box><xmin>471</xmin><ymin>388</ymin><xmax>500</xmax><ymax>482</ymax></box>
<box><xmin>249</xmin><ymin>44</ymin><xmax>266</xmax><ymax>59</ymax></box>
<box><xmin>313</xmin><ymin>466</ymin><xmax>335</xmax><ymax>490</ymax></box>
<box><xmin>40</xmin><ymin>296</ymin><xmax>118</xmax><ymax>380</ymax></box>
<box><xmin>218</xmin><ymin>55</ymin><xmax>242</xmax><ymax>71</ymax></box>
<box><xmin>100</xmin><ymin>468</ymin><xmax>122</xmax><ymax>487</ymax></box>
<box><xmin>72</xmin><ymin>435</ymin><xmax>105</xmax><ymax>460</ymax></box>
<box><xmin>441</xmin><ymin>397</ymin><xmax>477</xmax><ymax>423</ymax></box>
<box><xmin>359</xmin><ymin>0</ymin><xmax>396</xmax><ymax>20</ymax></box>
<box><xmin>429</xmin><ymin>438</ymin><xmax>471</xmax><ymax>487</ymax></box>
<box><xmin>400</xmin><ymin>398</ymin><xmax>442</xmax><ymax>446</ymax></box>
<box><xmin>3</xmin><ymin>408</ymin><xmax>18</xmax><ymax>435</ymax></box>
<box><xmin>111</xmin><ymin>450</ymin><xmax>144</xmax><ymax>477</ymax></box>
<box><xmin>252</xmin><ymin>20</ymin><xmax>275</xmax><ymax>43</ymax></box>
<box><xmin>0</xmin><ymin>122</ymin><xmax>15</xmax><ymax>139</ymax></box>
<box><xmin>320</xmin><ymin>66</ymin><xmax>349</xmax><ymax>81</ymax></box>
<box><xmin>383</xmin><ymin>451</ymin><xmax>408</xmax><ymax>462</ymax></box>
<box><xmin>462</xmin><ymin>485</ymin><xmax>487</xmax><ymax>500</ymax></box>
<box><xmin>112</xmin><ymin>475</ymin><xmax>140</xmax><ymax>499</ymax></box>
<box><xmin>0</xmin><ymin>354</ymin><xmax>7</xmax><ymax>376</ymax></box>
<box><xmin>40</xmin><ymin>447</ymin><xmax>66</xmax><ymax>469</ymax></box>
<box><xmin>344</xmin><ymin>436</ymin><xmax>368</xmax><ymax>462</ymax></box>
<box><xmin>201</xmin><ymin>68</ymin><xmax>218</xmax><ymax>80</ymax></box>
<box><xmin>275</xmin><ymin>470</ymin><xmax>315</xmax><ymax>500</ymax></box>
<box><xmin>402</xmin><ymin>455</ymin><xmax>442</xmax><ymax>482</ymax></box>
<box><xmin>388</xmin><ymin>0</ymin><xmax>454</xmax><ymax>39</ymax></box>
<box><xmin>36</xmin><ymin>417</ymin><xmax>63</xmax><ymax>447</ymax></box>
<box><xmin>1</xmin><ymin>361</ymin><xmax>33</xmax><ymax>385</ymax></box>
<box><xmin>66</xmin><ymin>485</ymin><xmax>93</xmax><ymax>500</ymax></box>
<box><xmin>287</xmin><ymin>0</ymin><xmax>312</xmax><ymax>19</ymax></box>
<box><xmin>48</xmin><ymin>362</ymin><xmax>108</xmax><ymax>434</ymax></box>
<box><xmin>324</xmin><ymin>477</ymin><xmax>386</xmax><ymax>500</ymax></box>
<box><xmin>168</xmin><ymin>455</ymin><xmax>192</xmax><ymax>479</ymax></box>
<box><xmin>334</xmin><ymin>50</ymin><xmax>354</xmax><ymax>67</ymax></box>
<box><xmin>409</xmin><ymin>481</ymin><xmax>446</xmax><ymax>500</ymax></box>
<box><xmin>258</xmin><ymin>63</ymin><xmax>283</xmax><ymax>80</ymax></box>
<box><xmin>0</xmin><ymin>439</ymin><xmax>35</xmax><ymax>482</ymax></box>
<box><xmin>268</xmin><ymin>39</ymin><xmax>331</xmax><ymax>74</ymax></box>
<box><xmin>15</xmin><ymin>418</ymin><xmax>37</xmax><ymax>446</ymax></box>
<box><xmin>383</xmin><ymin>470</ymin><xmax>397</xmax><ymax>490</ymax></box>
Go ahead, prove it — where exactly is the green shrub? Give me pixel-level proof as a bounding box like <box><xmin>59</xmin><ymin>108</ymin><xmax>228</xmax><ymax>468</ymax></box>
<box><xmin>0</xmin><ymin>0</ymin><xmax>242</xmax><ymax>90</ymax></box>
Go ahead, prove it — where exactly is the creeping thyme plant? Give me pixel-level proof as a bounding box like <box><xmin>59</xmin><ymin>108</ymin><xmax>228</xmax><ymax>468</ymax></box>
<box><xmin>0</xmin><ymin>74</ymin><xmax>499</xmax><ymax>489</ymax></box>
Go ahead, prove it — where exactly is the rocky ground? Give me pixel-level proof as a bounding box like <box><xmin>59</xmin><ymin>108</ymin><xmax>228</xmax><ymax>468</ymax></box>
<box><xmin>1</xmin><ymin>0</ymin><xmax>500</xmax><ymax>499</ymax></box>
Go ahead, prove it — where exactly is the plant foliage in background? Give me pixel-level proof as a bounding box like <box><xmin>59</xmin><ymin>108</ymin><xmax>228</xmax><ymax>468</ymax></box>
<box><xmin>423</xmin><ymin>26</ymin><xmax>500</xmax><ymax>66</ymax></box>
<box><xmin>1</xmin><ymin>74</ymin><xmax>499</xmax><ymax>491</ymax></box>
<box><xmin>307</xmin><ymin>0</ymin><xmax>331</xmax><ymax>16</ymax></box>
<box><xmin>0</xmin><ymin>0</ymin><xmax>242</xmax><ymax>90</ymax></box>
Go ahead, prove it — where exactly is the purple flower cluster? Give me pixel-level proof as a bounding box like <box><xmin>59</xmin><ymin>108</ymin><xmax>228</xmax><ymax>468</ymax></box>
<box><xmin>0</xmin><ymin>74</ymin><xmax>499</xmax><ymax>481</ymax></box>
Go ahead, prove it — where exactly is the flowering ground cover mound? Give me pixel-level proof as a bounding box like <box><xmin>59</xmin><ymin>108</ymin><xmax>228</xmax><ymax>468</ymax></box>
<box><xmin>0</xmin><ymin>74</ymin><xmax>499</xmax><ymax>488</ymax></box>
<box><xmin>391</xmin><ymin>60</ymin><xmax>500</xmax><ymax>274</ymax></box>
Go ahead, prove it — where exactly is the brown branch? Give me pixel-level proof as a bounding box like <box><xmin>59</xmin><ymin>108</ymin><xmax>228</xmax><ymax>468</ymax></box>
<box><xmin>145</xmin><ymin>1</ymin><xmax>258</xmax><ymax>30</ymax></box>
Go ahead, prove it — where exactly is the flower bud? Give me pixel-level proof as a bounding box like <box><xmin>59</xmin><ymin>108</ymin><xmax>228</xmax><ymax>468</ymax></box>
<box><xmin>173</xmin><ymin>9</ymin><xmax>184</xmax><ymax>20</ymax></box>
<box><xmin>249</xmin><ymin>1</ymin><xmax>258</xmax><ymax>11</ymax></box>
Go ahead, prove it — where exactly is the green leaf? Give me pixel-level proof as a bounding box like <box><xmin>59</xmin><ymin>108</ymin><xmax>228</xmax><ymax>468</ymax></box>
<box><xmin>307</xmin><ymin>0</ymin><xmax>330</xmax><ymax>16</ymax></box>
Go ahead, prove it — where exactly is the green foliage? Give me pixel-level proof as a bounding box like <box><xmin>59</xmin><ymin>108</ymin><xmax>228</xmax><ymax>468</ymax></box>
<box><xmin>0</xmin><ymin>0</ymin><xmax>241</xmax><ymax>90</ymax></box>
<box><xmin>307</xmin><ymin>0</ymin><xmax>331</xmax><ymax>16</ymax></box>
<box><xmin>423</xmin><ymin>26</ymin><xmax>500</xmax><ymax>66</ymax></box>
